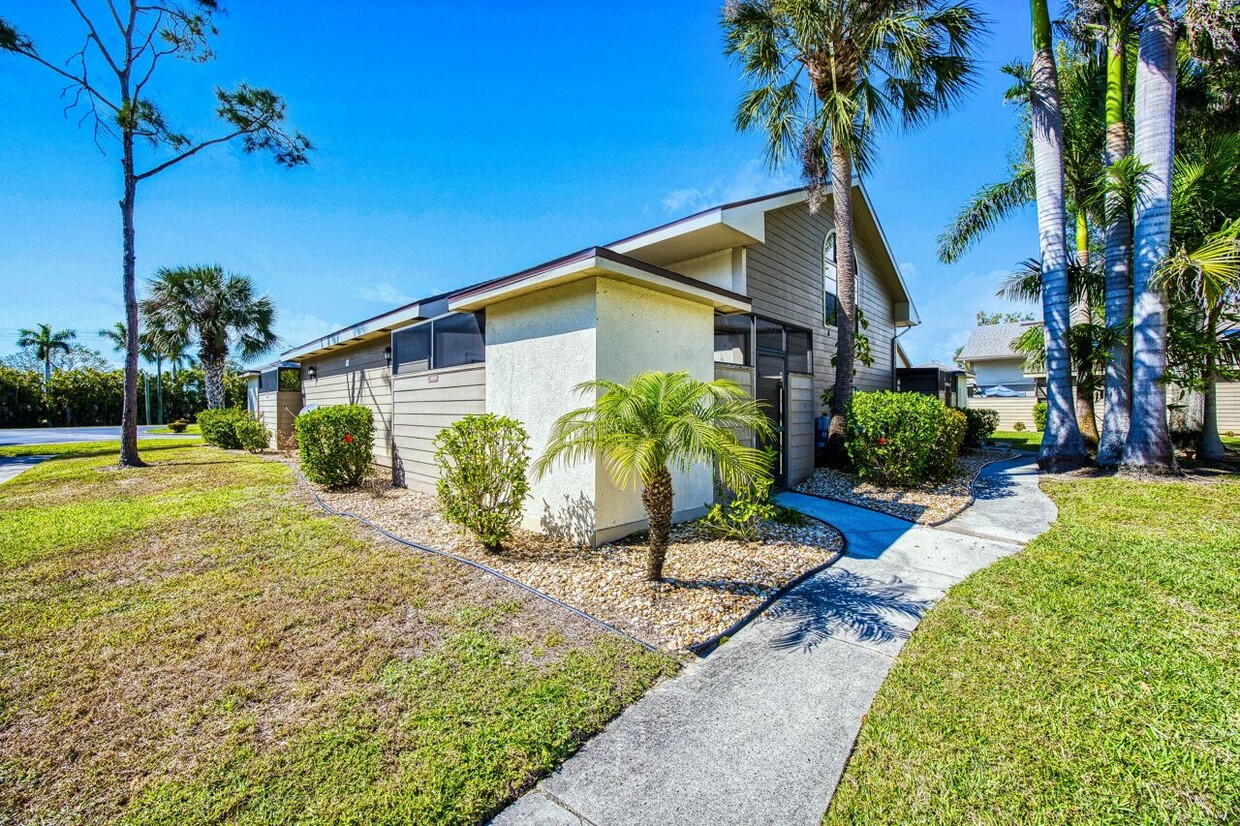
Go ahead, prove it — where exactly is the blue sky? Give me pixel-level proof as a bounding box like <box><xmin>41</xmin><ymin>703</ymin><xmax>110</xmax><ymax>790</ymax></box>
<box><xmin>1</xmin><ymin>1</ymin><xmax>1047</xmax><ymax>368</ymax></box>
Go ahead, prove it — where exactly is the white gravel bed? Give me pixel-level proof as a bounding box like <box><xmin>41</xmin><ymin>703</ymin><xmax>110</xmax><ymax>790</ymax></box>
<box><xmin>286</xmin><ymin>464</ymin><xmax>844</xmax><ymax>652</ymax></box>
<box><xmin>793</xmin><ymin>449</ymin><xmax>1014</xmax><ymax>525</ymax></box>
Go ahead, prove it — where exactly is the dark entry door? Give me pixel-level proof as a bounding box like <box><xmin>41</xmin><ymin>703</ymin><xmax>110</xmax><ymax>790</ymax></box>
<box><xmin>756</xmin><ymin>353</ymin><xmax>787</xmax><ymax>488</ymax></box>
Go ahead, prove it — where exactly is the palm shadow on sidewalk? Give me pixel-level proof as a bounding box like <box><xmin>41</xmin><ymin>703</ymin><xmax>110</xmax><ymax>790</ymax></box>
<box><xmin>765</xmin><ymin>569</ymin><xmax>934</xmax><ymax>652</ymax></box>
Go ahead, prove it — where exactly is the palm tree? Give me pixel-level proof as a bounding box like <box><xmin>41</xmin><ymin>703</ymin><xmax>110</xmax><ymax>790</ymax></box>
<box><xmin>722</xmin><ymin>0</ymin><xmax>987</xmax><ymax>463</ymax></box>
<box><xmin>534</xmin><ymin>371</ymin><xmax>773</xmax><ymax>582</ymax></box>
<box><xmin>102</xmin><ymin>320</ymin><xmax>169</xmax><ymax>424</ymax></box>
<box><xmin>1155</xmin><ymin>221</ymin><xmax>1240</xmax><ymax>462</ymax></box>
<box><xmin>1028</xmin><ymin>0</ymin><xmax>1089</xmax><ymax>470</ymax></box>
<box><xmin>17</xmin><ymin>323</ymin><xmax>76</xmax><ymax>390</ymax></box>
<box><xmin>1121</xmin><ymin>0</ymin><xmax>1177</xmax><ymax>471</ymax></box>
<box><xmin>140</xmin><ymin>266</ymin><xmax>278</xmax><ymax>410</ymax></box>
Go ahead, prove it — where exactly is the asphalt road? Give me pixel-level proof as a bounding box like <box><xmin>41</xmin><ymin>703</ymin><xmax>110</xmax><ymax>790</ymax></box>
<box><xmin>0</xmin><ymin>425</ymin><xmax>196</xmax><ymax>446</ymax></box>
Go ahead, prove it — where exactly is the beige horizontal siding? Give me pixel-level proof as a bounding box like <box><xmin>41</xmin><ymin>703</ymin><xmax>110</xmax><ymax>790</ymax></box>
<box><xmin>787</xmin><ymin>374</ymin><xmax>815</xmax><ymax>485</ymax></box>
<box><xmin>746</xmin><ymin>201</ymin><xmax>897</xmax><ymax>426</ymax></box>
<box><xmin>1217</xmin><ymin>381</ymin><xmax>1240</xmax><ymax>432</ymax></box>
<box><xmin>391</xmin><ymin>365</ymin><xmax>486</xmax><ymax>492</ymax></box>
<box><xmin>256</xmin><ymin>390</ymin><xmax>300</xmax><ymax>449</ymax></box>
<box><xmin>302</xmin><ymin>340</ymin><xmax>394</xmax><ymax>467</ymax></box>
<box><xmin>966</xmin><ymin>396</ymin><xmax>1039</xmax><ymax>431</ymax></box>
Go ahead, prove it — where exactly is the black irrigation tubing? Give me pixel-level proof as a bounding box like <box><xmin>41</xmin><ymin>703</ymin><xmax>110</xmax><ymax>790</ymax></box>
<box><xmin>688</xmin><ymin>512</ymin><xmax>848</xmax><ymax>658</ymax></box>
<box><xmin>295</xmin><ymin>471</ymin><xmax>663</xmax><ymax>656</ymax></box>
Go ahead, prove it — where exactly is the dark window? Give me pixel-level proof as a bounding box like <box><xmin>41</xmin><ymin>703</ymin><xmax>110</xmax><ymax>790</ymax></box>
<box><xmin>756</xmin><ymin>318</ymin><xmax>784</xmax><ymax>351</ymax></box>
<box><xmin>714</xmin><ymin>313</ymin><xmax>752</xmax><ymax>365</ymax></box>
<box><xmin>823</xmin><ymin>290</ymin><xmax>838</xmax><ymax>327</ymax></box>
<box><xmin>393</xmin><ymin>323</ymin><xmax>431</xmax><ymax>374</ymax></box>
<box><xmin>259</xmin><ymin>369</ymin><xmax>278</xmax><ymax>392</ymax></box>
<box><xmin>433</xmin><ymin>312</ymin><xmax>486</xmax><ymax>369</ymax></box>
<box><xmin>787</xmin><ymin>329</ymin><xmax>811</xmax><ymax>373</ymax></box>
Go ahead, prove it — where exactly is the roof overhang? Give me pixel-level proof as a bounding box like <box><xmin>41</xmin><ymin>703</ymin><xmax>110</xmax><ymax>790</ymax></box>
<box><xmin>282</xmin><ymin>301</ymin><xmax>432</xmax><ymax>361</ymax></box>
<box><xmin>607</xmin><ymin>188</ymin><xmax>806</xmax><ymax>266</ymax></box>
<box><xmin>448</xmin><ymin>247</ymin><xmax>752</xmax><ymax>314</ymax></box>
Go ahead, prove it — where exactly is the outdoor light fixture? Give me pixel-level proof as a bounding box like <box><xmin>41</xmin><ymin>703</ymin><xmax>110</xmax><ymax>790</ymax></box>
<box><xmin>307</xmin><ymin>364</ymin><xmax>317</xmax><ymax>379</ymax></box>
<box><xmin>384</xmin><ymin>345</ymin><xmax>393</xmax><ymax>365</ymax></box>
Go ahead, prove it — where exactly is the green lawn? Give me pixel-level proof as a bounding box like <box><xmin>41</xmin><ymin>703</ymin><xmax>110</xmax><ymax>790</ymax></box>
<box><xmin>990</xmin><ymin>429</ymin><xmax>1044</xmax><ymax>451</ymax></box>
<box><xmin>825</xmin><ymin>474</ymin><xmax>1240</xmax><ymax>824</ymax></box>
<box><xmin>0</xmin><ymin>442</ymin><xmax>673</xmax><ymax>824</ymax></box>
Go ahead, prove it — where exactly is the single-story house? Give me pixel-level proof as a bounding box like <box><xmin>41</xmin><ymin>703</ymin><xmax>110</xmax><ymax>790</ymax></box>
<box><xmin>268</xmin><ymin>185</ymin><xmax>918</xmax><ymax>544</ymax></box>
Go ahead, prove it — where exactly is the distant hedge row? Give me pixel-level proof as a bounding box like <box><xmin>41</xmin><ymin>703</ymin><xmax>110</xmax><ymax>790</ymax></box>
<box><xmin>0</xmin><ymin>366</ymin><xmax>247</xmax><ymax>428</ymax></box>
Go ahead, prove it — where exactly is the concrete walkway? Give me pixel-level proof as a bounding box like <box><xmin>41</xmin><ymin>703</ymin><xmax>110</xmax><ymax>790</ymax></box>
<box><xmin>492</xmin><ymin>456</ymin><xmax>1053</xmax><ymax>826</ymax></box>
<box><xmin>0</xmin><ymin>456</ymin><xmax>50</xmax><ymax>486</ymax></box>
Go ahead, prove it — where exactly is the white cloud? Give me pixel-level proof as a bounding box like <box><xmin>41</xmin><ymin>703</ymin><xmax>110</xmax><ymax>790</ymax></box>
<box><xmin>657</xmin><ymin>160</ymin><xmax>801</xmax><ymax>215</ymax></box>
<box><xmin>357</xmin><ymin>281</ymin><xmax>413</xmax><ymax>304</ymax></box>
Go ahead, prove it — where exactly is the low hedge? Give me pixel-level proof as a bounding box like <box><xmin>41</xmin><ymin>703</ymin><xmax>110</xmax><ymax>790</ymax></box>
<box><xmin>845</xmin><ymin>392</ymin><xmax>966</xmax><ymax>486</ymax></box>
<box><xmin>197</xmin><ymin>408</ymin><xmax>249</xmax><ymax>450</ymax></box>
<box><xmin>434</xmin><ymin>414</ymin><xmax>531</xmax><ymax>552</ymax></box>
<box><xmin>1033</xmin><ymin>401</ymin><xmax>1048</xmax><ymax>431</ymax></box>
<box><xmin>962</xmin><ymin>407</ymin><xmax>1000</xmax><ymax>448</ymax></box>
<box><xmin>296</xmin><ymin>404</ymin><xmax>375</xmax><ymax>489</ymax></box>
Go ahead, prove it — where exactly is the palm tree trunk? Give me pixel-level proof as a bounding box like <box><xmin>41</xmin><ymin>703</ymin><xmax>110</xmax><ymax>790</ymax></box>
<box><xmin>203</xmin><ymin>354</ymin><xmax>227</xmax><ymax>410</ymax></box>
<box><xmin>641</xmin><ymin>466</ymin><xmax>674</xmax><ymax>581</ymax></box>
<box><xmin>156</xmin><ymin>357</ymin><xmax>164</xmax><ymax>425</ymax></box>
<box><xmin>1097</xmin><ymin>19</ymin><xmax>1134</xmax><ymax>466</ymax></box>
<box><xmin>42</xmin><ymin>353</ymin><xmax>51</xmax><ymax>393</ymax></box>
<box><xmin>1198</xmin><ymin>308</ymin><xmax>1226</xmax><ymax>462</ymax></box>
<box><xmin>1030</xmin><ymin>0</ymin><xmax>1087</xmax><ymax>471</ymax></box>
<box><xmin>1073</xmin><ymin>213</ymin><xmax>1099</xmax><ymax>451</ymax></box>
<box><xmin>825</xmin><ymin>140</ymin><xmax>857</xmax><ymax>465</ymax></box>
<box><xmin>1122</xmin><ymin>0</ymin><xmax>1176</xmax><ymax>472</ymax></box>
<box><xmin>119</xmin><ymin>136</ymin><xmax>145</xmax><ymax>468</ymax></box>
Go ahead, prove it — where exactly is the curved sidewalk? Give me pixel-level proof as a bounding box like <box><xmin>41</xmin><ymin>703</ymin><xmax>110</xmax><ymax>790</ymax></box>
<box><xmin>491</xmin><ymin>456</ymin><xmax>1054</xmax><ymax>826</ymax></box>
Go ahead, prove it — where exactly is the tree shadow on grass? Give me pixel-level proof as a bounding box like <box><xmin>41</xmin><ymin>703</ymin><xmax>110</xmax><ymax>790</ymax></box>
<box><xmin>765</xmin><ymin>569</ymin><xmax>934</xmax><ymax>652</ymax></box>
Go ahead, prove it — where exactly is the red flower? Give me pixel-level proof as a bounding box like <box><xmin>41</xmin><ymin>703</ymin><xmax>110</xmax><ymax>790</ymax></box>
<box><xmin>877</xmin><ymin>436</ymin><xmax>888</xmax><ymax>446</ymax></box>
<box><xmin>344</xmin><ymin>434</ymin><xmax>353</xmax><ymax>444</ymax></box>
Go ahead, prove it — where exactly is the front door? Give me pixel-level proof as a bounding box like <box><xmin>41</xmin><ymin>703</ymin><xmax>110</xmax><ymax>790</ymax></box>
<box><xmin>756</xmin><ymin>353</ymin><xmax>787</xmax><ymax>488</ymax></box>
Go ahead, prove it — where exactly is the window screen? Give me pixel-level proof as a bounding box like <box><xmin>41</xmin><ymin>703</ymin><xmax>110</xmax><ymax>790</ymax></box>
<box><xmin>432</xmin><ymin>312</ymin><xmax>486</xmax><ymax>369</ymax></box>
<box><xmin>756</xmin><ymin>318</ymin><xmax>784</xmax><ymax>351</ymax></box>
<box><xmin>259</xmin><ymin>369</ymin><xmax>278</xmax><ymax>392</ymax></box>
<box><xmin>787</xmin><ymin>329</ymin><xmax>811</xmax><ymax>373</ymax></box>
<box><xmin>392</xmin><ymin>323</ymin><xmax>431</xmax><ymax>374</ymax></box>
<box><xmin>714</xmin><ymin>313</ymin><xmax>752</xmax><ymax>365</ymax></box>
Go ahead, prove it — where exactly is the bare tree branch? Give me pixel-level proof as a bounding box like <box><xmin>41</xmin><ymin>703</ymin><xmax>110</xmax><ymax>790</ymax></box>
<box><xmin>134</xmin><ymin>130</ymin><xmax>243</xmax><ymax>180</ymax></box>
<box><xmin>68</xmin><ymin>0</ymin><xmax>122</xmax><ymax>78</ymax></box>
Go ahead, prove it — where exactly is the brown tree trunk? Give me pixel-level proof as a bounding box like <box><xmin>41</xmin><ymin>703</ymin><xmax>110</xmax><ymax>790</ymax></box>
<box><xmin>641</xmin><ymin>466</ymin><xmax>674</xmax><ymax>582</ymax></box>
<box><xmin>1199</xmin><ymin>308</ymin><xmax>1226</xmax><ymax>462</ymax></box>
<box><xmin>825</xmin><ymin>141</ymin><xmax>858</xmax><ymax>466</ymax></box>
<box><xmin>1072</xmin><ymin>222</ymin><xmax>1099</xmax><ymax>452</ymax></box>
<box><xmin>119</xmin><ymin>134</ymin><xmax>145</xmax><ymax>468</ymax></box>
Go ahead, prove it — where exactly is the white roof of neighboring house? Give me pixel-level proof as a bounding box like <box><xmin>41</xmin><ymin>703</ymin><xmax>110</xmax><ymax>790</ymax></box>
<box><xmin>957</xmin><ymin>321</ymin><xmax>1038</xmax><ymax>362</ymax></box>
<box><xmin>913</xmin><ymin>359</ymin><xmax>963</xmax><ymax>372</ymax></box>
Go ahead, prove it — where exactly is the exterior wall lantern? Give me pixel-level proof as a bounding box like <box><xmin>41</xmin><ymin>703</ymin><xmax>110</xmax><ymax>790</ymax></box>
<box><xmin>384</xmin><ymin>345</ymin><xmax>393</xmax><ymax>366</ymax></box>
<box><xmin>307</xmin><ymin>364</ymin><xmax>317</xmax><ymax>379</ymax></box>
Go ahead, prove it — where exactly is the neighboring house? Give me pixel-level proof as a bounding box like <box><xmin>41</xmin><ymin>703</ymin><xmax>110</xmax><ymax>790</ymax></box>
<box><xmin>957</xmin><ymin>321</ymin><xmax>1043</xmax><ymax>398</ymax></box>
<box><xmin>896</xmin><ymin>360</ymin><xmax>967</xmax><ymax>409</ymax></box>
<box><xmin>266</xmin><ymin>185</ymin><xmax>919</xmax><ymax>544</ymax></box>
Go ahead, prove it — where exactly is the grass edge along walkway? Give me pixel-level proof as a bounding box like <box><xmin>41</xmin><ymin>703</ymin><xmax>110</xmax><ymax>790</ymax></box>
<box><xmin>824</xmin><ymin>473</ymin><xmax>1240</xmax><ymax>824</ymax></box>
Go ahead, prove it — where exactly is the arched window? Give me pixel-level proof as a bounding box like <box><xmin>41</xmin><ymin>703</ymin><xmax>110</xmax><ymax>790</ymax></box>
<box><xmin>823</xmin><ymin>230</ymin><xmax>838</xmax><ymax>327</ymax></box>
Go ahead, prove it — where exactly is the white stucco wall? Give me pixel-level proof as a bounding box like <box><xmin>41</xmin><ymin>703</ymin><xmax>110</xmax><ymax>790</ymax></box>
<box><xmin>485</xmin><ymin>279</ymin><xmax>599</xmax><ymax>543</ymax></box>
<box><xmin>485</xmin><ymin>276</ymin><xmax>717</xmax><ymax>545</ymax></box>
<box><xmin>594</xmin><ymin>279</ymin><xmax>715</xmax><ymax>540</ymax></box>
<box><xmin>664</xmin><ymin>248</ymin><xmax>747</xmax><ymax>295</ymax></box>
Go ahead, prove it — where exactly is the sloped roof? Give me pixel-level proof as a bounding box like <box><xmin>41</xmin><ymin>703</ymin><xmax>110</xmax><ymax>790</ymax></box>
<box><xmin>913</xmin><ymin>359</ymin><xmax>963</xmax><ymax>372</ymax></box>
<box><xmin>957</xmin><ymin>321</ymin><xmax>1037</xmax><ymax>362</ymax></box>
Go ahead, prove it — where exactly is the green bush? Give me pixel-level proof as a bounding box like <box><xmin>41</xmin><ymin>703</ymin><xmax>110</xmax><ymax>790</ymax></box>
<box><xmin>197</xmin><ymin>408</ymin><xmax>249</xmax><ymax>450</ymax></box>
<box><xmin>233</xmin><ymin>416</ymin><xmax>271</xmax><ymax>453</ymax></box>
<box><xmin>1013</xmin><ymin>421</ymin><xmax>1027</xmax><ymax>432</ymax></box>
<box><xmin>962</xmin><ymin>407</ymin><xmax>1000</xmax><ymax>448</ymax></box>
<box><xmin>434</xmin><ymin>414</ymin><xmax>531</xmax><ymax>552</ymax></box>
<box><xmin>703</xmin><ymin>449</ymin><xmax>805</xmax><ymax>541</ymax></box>
<box><xmin>1033</xmin><ymin>401</ymin><xmax>1047</xmax><ymax>431</ymax></box>
<box><xmin>845</xmin><ymin>391</ymin><xmax>964</xmax><ymax>486</ymax></box>
<box><xmin>296</xmin><ymin>404</ymin><xmax>375</xmax><ymax>489</ymax></box>
<box><xmin>166</xmin><ymin>419</ymin><xmax>189</xmax><ymax>433</ymax></box>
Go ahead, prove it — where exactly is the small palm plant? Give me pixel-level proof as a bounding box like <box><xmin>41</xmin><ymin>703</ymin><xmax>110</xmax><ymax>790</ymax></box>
<box><xmin>534</xmin><ymin>371</ymin><xmax>774</xmax><ymax>582</ymax></box>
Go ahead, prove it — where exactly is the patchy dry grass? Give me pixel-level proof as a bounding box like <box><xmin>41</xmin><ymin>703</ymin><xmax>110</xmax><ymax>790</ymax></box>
<box><xmin>0</xmin><ymin>442</ymin><xmax>673</xmax><ymax>825</ymax></box>
<box><xmin>825</xmin><ymin>475</ymin><xmax>1240</xmax><ymax>824</ymax></box>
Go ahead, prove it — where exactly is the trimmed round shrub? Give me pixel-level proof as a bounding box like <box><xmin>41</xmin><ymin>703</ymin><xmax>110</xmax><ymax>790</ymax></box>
<box><xmin>296</xmin><ymin>404</ymin><xmax>375</xmax><ymax>488</ymax></box>
<box><xmin>197</xmin><ymin>407</ymin><xmax>248</xmax><ymax>450</ymax></box>
<box><xmin>962</xmin><ymin>407</ymin><xmax>999</xmax><ymax>448</ymax></box>
<box><xmin>233</xmin><ymin>416</ymin><xmax>271</xmax><ymax>453</ymax></box>
<box><xmin>434</xmin><ymin>414</ymin><xmax>531</xmax><ymax>552</ymax></box>
<box><xmin>845</xmin><ymin>391</ymin><xmax>965</xmax><ymax>486</ymax></box>
<box><xmin>1033</xmin><ymin>401</ymin><xmax>1048</xmax><ymax>431</ymax></box>
<box><xmin>166</xmin><ymin>418</ymin><xmax>190</xmax><ymax>433</ymax></box>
